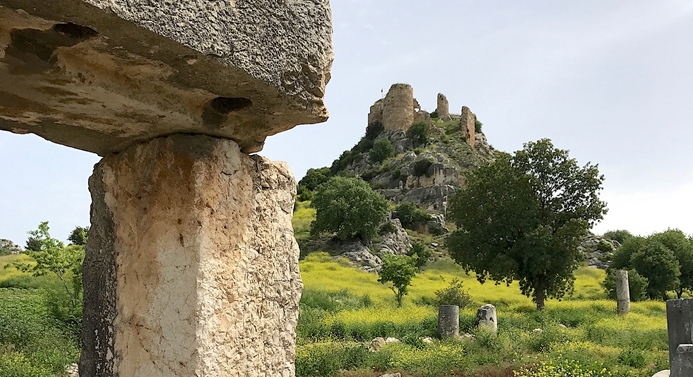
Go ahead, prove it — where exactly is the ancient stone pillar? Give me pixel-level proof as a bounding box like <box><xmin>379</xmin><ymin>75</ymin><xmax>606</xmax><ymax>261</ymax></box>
<box><xmin>438</xmin><ymin>305</ymin><xmax>459</xmax><ymax>340</ymax></box>
<box><xmin>82</xmin><ymin>134</ymin><xmax>302</xmax><ymax>376</ymax></box>
<box><xmin>382</xmin><ymin>83</ymin><xmax>414</xmax><ymax>131</ymax></box>
<box><xmin>461</xmin><ymin>106</ymin><xmax>476</xmax><ymax>148</ymax></box>
<box><xmin>667</xmin><ymin>299</ymin><xmax>693</xmax><ymax>377</ymax></box>
<box><xmin>616</xmin><ymin>270</ymin><xmax>630</xmax><ymax>315</ymax></box>
<box><xmin>477</xmin><ymin>304</ymin><xmax>497</xmax><ymax>332</ymax></box>
<box><xmin>436</xmin><ymin>93</ymin><xmax>449</xmax><ymax>119</ymax></box>
<box><xmin>0</xmin><ymin>2</ymin><xmax>332</xmax><ymax>376</ymax></box>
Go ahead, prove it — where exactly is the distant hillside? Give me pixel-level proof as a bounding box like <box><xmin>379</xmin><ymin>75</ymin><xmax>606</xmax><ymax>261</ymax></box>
<box><xmin>300</xmin><ymin>83</ymin><xmax>496</xmax><ymax>214</ymax></box>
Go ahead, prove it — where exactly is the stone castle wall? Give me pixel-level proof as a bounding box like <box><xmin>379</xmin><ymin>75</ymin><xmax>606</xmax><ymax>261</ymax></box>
<box><xmin>461</xmin><ymin>106</ymin><xmax>476</xmax><ymax>148</ymax></box>
<box><xmin>436</xmin><ymin>93</ymin><xmax>449</xmax><ymax>118</ymax></box>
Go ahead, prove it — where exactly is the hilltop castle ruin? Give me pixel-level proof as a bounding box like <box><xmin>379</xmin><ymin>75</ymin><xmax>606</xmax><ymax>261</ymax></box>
<box><xmin>367</xmin><ymin>83</ymin><xmax>479</xmax><ymax>148</ymax></box>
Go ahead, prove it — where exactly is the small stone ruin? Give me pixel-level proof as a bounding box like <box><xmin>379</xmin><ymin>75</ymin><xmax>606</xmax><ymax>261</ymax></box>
<box><xmin>0</xmin><ymin>1</ymin><xmax>333</xmax><ymax>376</ymax></box>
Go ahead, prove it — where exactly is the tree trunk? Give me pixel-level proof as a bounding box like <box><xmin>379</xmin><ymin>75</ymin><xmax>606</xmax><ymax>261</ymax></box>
<box><xmin>662</xmin><ymin>291</ymin><xmax>669</xmax><ymax>301</ymax></box>
<box><xmin>677</xmin><ymin>288</ymin><xmax>683</xmax><ymax>299</ymax></box>
<box><xmin>535</xmin><ymin>288</ymin><xmax>545</xmax><ymax>311</ymax></box>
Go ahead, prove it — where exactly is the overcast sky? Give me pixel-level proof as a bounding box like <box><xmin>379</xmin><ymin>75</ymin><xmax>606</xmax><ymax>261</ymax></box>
<box><xmin>1</xmin><ymin>1</ymin><xmax>693</xmax><ymax>245</ymax></box>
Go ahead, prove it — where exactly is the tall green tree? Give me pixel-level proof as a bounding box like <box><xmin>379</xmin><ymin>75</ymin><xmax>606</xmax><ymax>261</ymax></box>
<box><xmin>447</xmin><ymin>139</ymin><xmax>607</xmax><ymax>310</ymax></box>
<box><xmin>310</xmin><ymin>177</ymin><xmax>389</xmax><ymax>242</ymax></box>
<box><xmin>378</xmin><ymin>254</ymin><xmax>418</xmax><ymax>307</ymax></box>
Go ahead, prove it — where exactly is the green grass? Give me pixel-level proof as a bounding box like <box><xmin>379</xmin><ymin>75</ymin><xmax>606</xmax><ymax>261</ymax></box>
<box><xmin>293</xmin><ymin>201</ymin><xmax>316</xmax><ymax>241</ymax></box>
<box><xmin>297</xmin><ymin>252</ymin><xmax>669</xmax><ymax>377</ymax></box>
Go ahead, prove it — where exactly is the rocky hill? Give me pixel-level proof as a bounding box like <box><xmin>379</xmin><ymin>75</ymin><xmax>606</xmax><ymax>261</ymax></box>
<box><xmin>0</xmin><ymin>239</ymin><xmax>22</xmax><ymax>255</ymax></box>
<box><xmin>321</xmin><ymin>83</ymin><xmax>496</xmax><ymax>214</ymax></box>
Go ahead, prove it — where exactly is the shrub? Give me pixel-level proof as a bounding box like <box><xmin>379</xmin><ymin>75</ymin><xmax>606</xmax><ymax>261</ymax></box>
<box><xmin>298</xmin><ymin>167</ymin><xmax>332</xmax><ymax>192</ymax></box>
<box><xmin>378</xmin><ymin>254</ymin><xmax>418</xmax><ymax>307</ymax></box>
<box><xmin>603</xmin><ymin>268</ymin><xmax>648</xmax><ymax>302</ymax></box>
<box><xmin>379</xmin><ymin>221</ymin><xmax>397</xmax><ymax>235</ymax></box>
<box><xmin>602</xmin><ymin>229</ymin><xmax>633</xmax><ymax>245</ymax></box>
<box><xmin>475</xmin><ymin>119</ymin><xmax>483</xmax><ymax>133</ymax></box>
<box><xmin>394</xmin><ymin>202</ymin><xmax>431</xmax><ymax>228</ymax></box>
<box><xmin>433</xmin><ymin>278</ymin><xmax>472</xmax><ymax>309</ymax></box>
<box><xmin>407</xmin><ymin>242</ymin><xmax>431</xmax><ymax>270</ymax></box>
<box><xmin>370</xmin><ymin>138</ymin><xmax>394</xmax><ymax>163</ymax></box>
<box><xmin>365</xmin><ymin>121</ymin><xmax>384</xmax><ymax>140</ymax></box>
<box><xmin>407</xmin><ymin>122</ymin><xmax>430</xmax><ymax>146</ymax></box>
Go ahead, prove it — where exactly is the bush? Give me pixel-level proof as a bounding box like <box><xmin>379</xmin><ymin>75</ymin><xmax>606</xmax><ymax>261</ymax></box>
<box><xmin>365</xmin><ymin>121</ymin><xmax>384</xmax><ymax>140</ymax></box>
<box><xmin>378</xmin><ymin>254</ymin><xmax>418</xmax><ymax>307</ymax></box>
<box><xmin>407</xmin><ymin>242</ymin><xmax>431</xmax><ymax>270</ymax></box>
<box><xmin>603</xmin><ymin>269</ymin><xmax>648</xmax><ymax>302</ymax></box>
<box><xmin>370</xmin><ymin>138</ymin><xmax>394</xmax><ymax>164</ymax></box>
<box><xmin>298</xmin><ymin>167</ymin><xmax>332</xmax><ymax>192</ymax></box>
<box><xmin>379</xmin><ymin>221</ymin><xmax>397</xmax><ymax>235</ymax></box>
<box><xmin>602</xmin><ymin>229</ymin><xmax>633</xmax><ymax>245</ymax></box>
<box><xmin>407</xmin><ymin>122</ymin><xmax>429</xmax><ymax>146</ymax></box>
<box><xmin>394</xmin><ymin>202</ymin><xmax>431</xmax><ymax>228</ymax></box>
<box><xmin>433</xmin><ymin>278</ymin><xmax>472</xmax><ymax>309</ymax></box>
<box><xmin>475</xmin><ymin>119</ymin><xmax>483</xmax><ymax>133</ymax></box>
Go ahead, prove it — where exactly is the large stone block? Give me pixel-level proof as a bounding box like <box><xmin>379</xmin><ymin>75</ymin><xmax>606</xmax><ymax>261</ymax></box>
<box><xmin>82</xmin><ymin>134</ymin><xmax>302</xmax><ymax>376</ymax></box>
<box><xmin>0</xmin><ymin>0</ymin><xmax>333</xmax><ymax>153</ymax></box>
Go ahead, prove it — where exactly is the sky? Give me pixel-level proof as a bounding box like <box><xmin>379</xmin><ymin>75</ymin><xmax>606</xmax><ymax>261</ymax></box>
<box><xmin>1</xmin><ymin>1</ymin><xmax>693</xmax><ymax>245</ymax></box>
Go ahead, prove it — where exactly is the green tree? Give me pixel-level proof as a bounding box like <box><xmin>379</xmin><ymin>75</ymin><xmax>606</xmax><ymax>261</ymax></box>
<box><xmin>447</xmin><ymin>139</ymin><xmax>607</xmax><ymax>310</ymax></box>
<box><xmin>630</xmin><ymin>240</ymin><xmax>680</xmax><ymax>300</ymax></box>
<box><xmin>369</xmin><ymin>138</ymin><xmax>394</xmax><ymax>163</ymax></box>
<box><xmin>650</xmin><ymin>229</ymin><xmax>693</xmax><ymax>298</ymax></box>
<box><xmin>378</xmin><ymin>254</ymin><xmax>418</xmax><ymax>307</ymax></box>
<box><xmin>68</xmin><ymin>226</ymin><xmax>89</xmax><ymax>246</ymax></box>
<box><xmin>8</xmin><ymin>222</ymin><xmax>85</xmax><ymax>307</ymax></box>
<box><xmin>310</xmin><ymin>177</ymin><xmax>389</xmax><ymax>242</ymax></box>
<box><xmin>298</xmin><ymin>167</ymin><xmax>332</xmax><ymax>192</ymax></box>
<box><xmin>434</xmin><ymin>278</ymin><xmax>472</xmax><ymax>309</ymax></box>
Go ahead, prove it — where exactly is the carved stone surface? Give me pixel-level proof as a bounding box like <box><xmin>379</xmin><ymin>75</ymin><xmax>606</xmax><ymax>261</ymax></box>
<box><xmin>476</xmin><ymin>304</ymin><xmax>497</xmax><ymax>332</ymax></box>
<box><xmin>82</xmin><ymin>134</ymin><xmax>302</xmax><ymax>376</ymax></box>
<box><xmin>0</xmin><ymin>1</ymin><xmax>333</xmax><ymax>154</ymax></box>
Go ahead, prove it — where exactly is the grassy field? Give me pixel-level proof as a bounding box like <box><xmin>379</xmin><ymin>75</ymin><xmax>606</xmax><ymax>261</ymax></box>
<box><xmin>297</xmin><ymin>253</ymin><xmax>669</xmax><ymax>377</ymax></box>
<box><xmin>0</xmin><ymin>255</ymin><xmax>80</xmax><ymax>377</ymax></box>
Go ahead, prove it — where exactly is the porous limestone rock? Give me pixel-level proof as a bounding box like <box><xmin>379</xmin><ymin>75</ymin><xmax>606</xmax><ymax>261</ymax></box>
<box><xmin>0</xmin><ymin>239</ymin><xmax>22</xmax><ymax>254</ymax></box>
<box><xmin>82</xmin><ymin>134</ymin><xmax>302</xmax><ymax>377</ymax></box>
<box><xmin>461</xmin><ymin>106</ymin><xmax>476</xmax><ymax>148</ymax></box>
<box><xmin>369</xmin><ymin>337</ymin><xmax>386</xmax><ymax>352</ymax></box>
<box><xmin>339</xmin><ymin>242</ymin><xmax>382</xmax><ymax>273</ymax></box>
<box><xmin>382</xmin><ymin>83</ymin><xmax>414</xmax><ymax>131</ymax></box>
<box><xmin>378</xmin><ymin>218</ymin><xmax>411</xmax><ymax>255</ymax></box>
<box><xmin>0</xmin><ymin>1</ymin><xmax>333</xmax><ymax>154</ymax></box>
<box><xmin>436</xmin><ymin>93</ymin><xmax>449</xmax><ymax>119</ymax></box>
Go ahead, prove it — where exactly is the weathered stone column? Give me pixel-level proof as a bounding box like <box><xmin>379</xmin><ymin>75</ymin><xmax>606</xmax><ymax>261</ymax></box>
<box><xmin>461</xmin><ymin>106</ymin><xmax>477</xmax><ymax>148</ymax></box>
<box><xmin>82</xmin><ymin>134</ymin><xmax>301</xmax><ymax>376</ymax></box>
<box><xmin>616</xmin><ymin>270</ymin><xmax>630</xmax><ymax>315</ymax></box>
<box><xmin>1</xmin><ymin>1</ymin><xmax>332</xmax><ymax>375</ymax></box>
<box><xmin>383</xmin><ymin>83</ymin><xmax>414</xmax><ymax>131</ymax></box>
<box><xmin>667</xmin><ymin>299</ymin><xmax>693</xmax><ymax>377</ymax></box>
<box><xmin>477</xmin><ymin>304</ymin><xmax>497</xmax><ymax>332</ymax></box>
<box><xmin>438</xmin><ymin>305</ymin><xmax>459</xmax><ymax>340</ymax></box>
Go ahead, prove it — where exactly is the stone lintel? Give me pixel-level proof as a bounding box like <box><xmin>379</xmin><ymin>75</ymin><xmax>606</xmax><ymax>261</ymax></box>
<box><xmin>0</xmin><ymin>1</ymin><xmax>333</xmax><ymax>154</ymax></box>
<box><xmin>82</xmin><ymin>134</ymin><xmax>302</xmax><ymax>376</ymax></box>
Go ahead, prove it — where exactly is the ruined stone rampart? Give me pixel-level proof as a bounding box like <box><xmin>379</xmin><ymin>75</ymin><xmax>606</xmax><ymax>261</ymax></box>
<box><xmin>461</xmin><ymin>106</ymin><xmax>476</xmax><ymax>148</ymax></box>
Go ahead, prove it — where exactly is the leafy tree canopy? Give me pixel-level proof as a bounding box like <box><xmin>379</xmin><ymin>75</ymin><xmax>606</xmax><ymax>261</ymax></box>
<box><xmin>310</xmin><ymin>177</ymin><xmax>389</xmax><ymax>242</ymax></box>
<box><xmin>378</xmin><ymin>254</ymin><xmax>418</xmax><ymax>307</ymax></box>
<box><xmin>447</xmin><ymin>139</ymin><xmax>607</xmax><ymax>310</ymax></box>
<box><xmin>369</xmin><ymin>138</ymin><xmax>394</xmax><ymax>164</ymax></box>
<box><xmin>298</xmin><ymin>167</ymin><xmax>332</xmax><ymax>192</ymax></box>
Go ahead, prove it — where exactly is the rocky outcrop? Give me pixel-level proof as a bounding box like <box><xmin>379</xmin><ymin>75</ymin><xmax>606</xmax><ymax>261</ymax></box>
<box><xmin>378</xmin><ymin>219</ymin><xmax>411</xmax><ymax>255</ymax></box>
<box><xmin>339</xmin><ymin>242</ymin><xmax>382</xmax><ymax>273</ymax></box>
<box><xmin>0</xmin><ymin>1</ymin><xmax>333</xmax><ymax>154</ymax></box>
<box><xmin>82</xmin><ymin>134</ymin><xmax>302</xmax><ymax>376</ymax></box>
<box><xmin>0</xmin><ymin>239</ymin><xmax>22</xmax><ymax>255</ymax></box>
<box><xmin>382</xmin><ymin>84</ymin><xmax>415</xmax><ymax>131</ymax></box>
<box><xmin>580</xmin><ymin>233</ymin><xmax>617</xmax><ymax>269</ymax></box>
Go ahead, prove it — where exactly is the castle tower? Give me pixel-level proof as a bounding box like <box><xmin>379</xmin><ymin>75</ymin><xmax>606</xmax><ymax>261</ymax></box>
<box><xmin>436</xmin><ymin>93</ymin><xmax>450</xmax><ymax>118</ymax></box>
<box><xmin>382</xmin><ymin>83</ymin><xmax>414</xmax><ymax>131</ymax></box>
